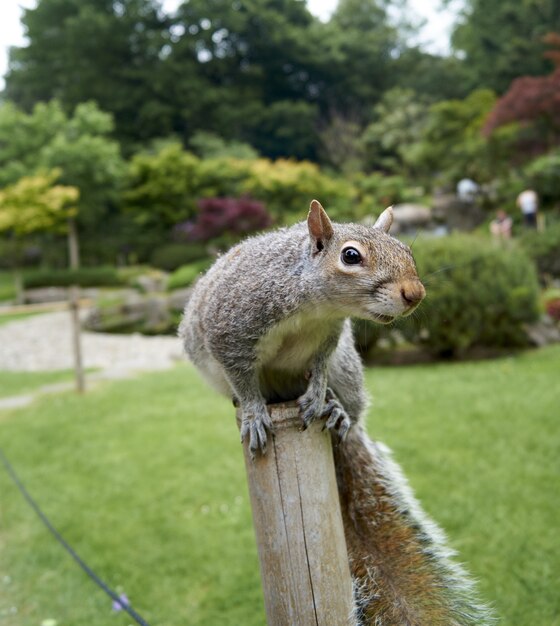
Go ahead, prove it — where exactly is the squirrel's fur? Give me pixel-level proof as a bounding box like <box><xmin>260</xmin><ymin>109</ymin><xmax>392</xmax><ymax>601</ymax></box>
<box><xmin>180</xmin><ymin>201</ymin><xmax>495</xmax><ymax>625</ymax></box>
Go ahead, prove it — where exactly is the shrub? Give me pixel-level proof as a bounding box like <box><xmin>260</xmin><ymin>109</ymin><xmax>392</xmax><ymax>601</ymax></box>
<box><xmin>520</xmin><ymin>221</ymin><xmax>560</xmax><ymax>280</ymax></box>
<box><xmin>176</xmin><ymin>197</ymin><xmax>272</xmax><ymax>244</ymax></box>
<box><xmin>399</xmin><ymin>236</ymin><xmax>540</xmax><ymax>356</ymax></box>
<box><xmin>167</xmin><ymin>260</ymin><xmax>213</xmax><ymax>291</ymax></box>
<box><xmin>524</xmin><ymin>150</ymin><xmax>560</xmax><ymax>204</ymax></box>
<box><xmin>150</xmin><ymin>243</ymin><xmax>209</xmax><ymax>271</ymax></box>
<box><xmin>23</xmin><ymin>266</ymin><xmax>125</xmax><ymax>289</ymax></box>
<box><xmin>241</xmin><ymin>158</ymin><xmax>354</xmax><ymax>221</ymax></box>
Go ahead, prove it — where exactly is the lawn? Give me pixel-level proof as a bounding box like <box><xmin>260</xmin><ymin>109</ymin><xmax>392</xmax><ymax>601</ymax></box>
<box><xmin>0</xmin><ymin>371</ymin><xmax>77</xmax><ymax>399</ymax></box>
<box><xmin>0</xmin><ymin>347</ymin><xmax>559</xmax><ymax>626</ymax></box>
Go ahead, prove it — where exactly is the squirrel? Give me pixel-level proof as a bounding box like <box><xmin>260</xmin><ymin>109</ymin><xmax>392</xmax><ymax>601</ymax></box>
<box><xmin>179</xmin><ymin>200</ymin><xmax>495</xmax><ymax>626</ymax></box>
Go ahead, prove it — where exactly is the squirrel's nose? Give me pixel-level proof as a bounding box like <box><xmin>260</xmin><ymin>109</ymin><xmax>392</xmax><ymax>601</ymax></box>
<box><xmin>400</xmin><ymin>280</ymin><xmax>426</xmax><ymax>307</ymax></box>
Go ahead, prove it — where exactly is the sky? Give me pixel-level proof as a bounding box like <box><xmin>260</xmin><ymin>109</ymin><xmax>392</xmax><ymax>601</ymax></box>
<box><xmin>0</xmin><ymin>0</ymin><xmax>460</xmax><ymax>90</ymax></box>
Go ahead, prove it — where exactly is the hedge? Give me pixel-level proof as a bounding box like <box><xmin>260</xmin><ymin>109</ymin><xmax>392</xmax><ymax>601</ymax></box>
<box><xmin>167</xmin><ymin>260</ymin><xmax>213</xmax><ymax>291</ymax></box>
<box><xmin>23</xmin><ymin>267</ymin><xmax>125</xmax><ymax>289</ymax></box>
<box><xmin>150</xmin><ymin>243</ymin><xmax>210</xmax><ymax>271</ymax></box>
<box><xmin>520</xmin><ymin>221</ymin><xmax>560</xmax><ymax>281</ymax></box>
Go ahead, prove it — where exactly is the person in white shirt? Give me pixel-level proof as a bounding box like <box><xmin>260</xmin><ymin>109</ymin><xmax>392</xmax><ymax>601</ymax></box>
<box><xmin>516</xmin><ymin>189</ymin><xmax>538</xmax><ymax>228</ymax></box>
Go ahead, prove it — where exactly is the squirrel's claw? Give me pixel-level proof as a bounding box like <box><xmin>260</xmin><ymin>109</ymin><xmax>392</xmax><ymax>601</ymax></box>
<box><xmin>321</xmin><ymin>393</ymin><xmax>351</xmax><ymax>441</ymax></box>
<box><xmin>298</xmin><ymin>387</ymin><xmax>351</xmax><ymax>440</ymax></box>
<box><xmin>240</xmin><ymin>408</ymin><xmax>273</xmax><ymax>458</ymax></box>
<box><xmin>298</xmin><ymin>393</ymin><xmax>324</xmax><ymax>430</ymax></box>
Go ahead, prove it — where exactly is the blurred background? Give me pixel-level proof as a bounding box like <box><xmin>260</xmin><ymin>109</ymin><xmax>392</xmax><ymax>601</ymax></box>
<box><xmin>0</xmin><ymin>1</ymin><xmax>558</xmax><ymax>625</ymax></box>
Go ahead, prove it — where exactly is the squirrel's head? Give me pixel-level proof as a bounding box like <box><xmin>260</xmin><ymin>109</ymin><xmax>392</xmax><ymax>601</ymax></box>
<box><xmin>307</xmin><ymin>199</ymin><xmax>425</xmax><ymax>324</ymax></box>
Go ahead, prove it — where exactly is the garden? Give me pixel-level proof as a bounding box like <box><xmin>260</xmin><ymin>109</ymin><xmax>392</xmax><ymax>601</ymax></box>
<box><xmin>1</xmin><ymin>349</ymin><xmax>559</xmax><ymax>625</ymax></box>
<box><xmin>1</xmin><ymin>0</ymin><xmax>560</xmax><ymax>624</ymax></box>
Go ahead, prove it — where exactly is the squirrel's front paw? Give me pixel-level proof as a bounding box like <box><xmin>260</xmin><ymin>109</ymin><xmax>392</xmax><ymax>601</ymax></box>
<box><xmin>298</xmin><ymin>389</ymin><xmax>325</xmax><ymax>430</ymax></box>
<box><xmin>240</xmin><ymin>406</ymin><xmax>273</xmax><ymax>457</ymax></box>
<box><xmin>320</xmin><ymin>388</ymin><xmax>351</xmax><ymax>441</ymax></box>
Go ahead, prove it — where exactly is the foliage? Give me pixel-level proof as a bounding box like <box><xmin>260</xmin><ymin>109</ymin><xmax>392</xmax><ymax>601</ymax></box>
<box><xmin>4</xmin><ymin>0</ymin><xmax>172</xmax><ymax>148</ymax></box>
<box><xmin>520</xmin><ymin>222</ymin><xmax>560</xmax><ymax>280</ymax></box>
<box><xmin>242</xmin><ymin>158</ymin><xmax>354</xmax><ymax>221</ymax></box>
<box><xmin>403</xmin><ymin>235</ymin><xmax>540</xmax><ymax>356</ymax></box>
<box><xmin>545</xmin><ymin>298</ymin><xmax>560</xmax><ymax>321</ymax></box>
<box><xmin>318</xmin><ymin>112</ymin><xmax>365</xmax><ymax>174</ymax></box>
<box><xmin>361</xmin><ymin>88</ymin><xmax>431</xmax><ymax>175</ymax></box>
<box><xmin>125</xmin><ymin>144</ymin><xmax>356</xmax><ymax>231</ymax></box>
<box><xmin>150</xmin><ymin>243</ymin><xmax>210</xmax><ymax>272</ymax></box>
<box><xmin>189</xmin><ymin>132</ymin><xmax>259</xmax><ymax>160</ymax></box>
<box><xmin>167</xmin><ymin>259</ymin><xmax>213</xmax><ymax>291</ymax></box>
<box><xmin>353</xmin><ymin>173</ymin><xmax>425</xmax><ymax>215</ymax></box>
<box><xmin>0</xmin><ymin>100</ymin><xmax>124</xmax><ymax>235</ymax></box>
<box><xmin>522</xmin><ymin>150</ymin><xmax>560</xmax><ymax>204</ymax></box>
<box><xmin>1</xmin><ymin>348</ymin><xmax>560</xmax><ymax>624</ymax></box>
<box><xmin>124</xmin><ymin>143</ymin><xmax>204</xmax><ymax>233</ymax></box>
<box><xmin>451</xmin><ymin>0</ymin><xmax>559</xmax><ymax>93</ymax></box>
<box><xmin>179</xmin><ymin>197</ymin><xmax>272</xmax><ymax>243</ymax></box>
<box><xmin>0</xmin><ymin>170</ymin><xmax>78</xmax><ymax>236</ymax></box>
<box><xmin>23</xmin><ymin>266</ymin><xmax>125</xmax><ymax>289</ymax></box>
<box><xmin>483</xmin><ymin>67</ymin><xmax>560</xmax><ymax>151</ymax></box>
<box><xmin>3</xmin><ymin>0</ymin><xmax>406</xmax><ymax>161</ymax></box>
<box><xmin>409</xmin><ymin>89</ymin><xmax>522</xmax><ymax>184</ymax></box>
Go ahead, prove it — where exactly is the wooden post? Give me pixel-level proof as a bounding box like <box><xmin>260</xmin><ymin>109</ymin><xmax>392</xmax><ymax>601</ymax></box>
<box><xmin>69</xmin><ymin>285</ymin><xmax>85</xmax><ymax>393</ymax></box>
<box><xmin>238</xmin><ymin>402</ymin><xmax>354</xmax><ymax>626</ymax></box>
<box><xmin>67</xmin><ymin>218</ymin><xmax>85</xmax><ymax>393</ymax></box>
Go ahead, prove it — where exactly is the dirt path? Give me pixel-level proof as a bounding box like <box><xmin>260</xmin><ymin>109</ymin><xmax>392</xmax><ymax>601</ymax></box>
<box><xmin>0</xmin><ymin>310</ymin><xmax>185</xmax><ymax>373</ymax></box>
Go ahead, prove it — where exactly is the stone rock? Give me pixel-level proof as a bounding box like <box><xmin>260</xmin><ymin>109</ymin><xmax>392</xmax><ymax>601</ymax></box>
<box><xmin>168</xmin><ymin>287</ymin><xmax>193</xmax><ymax>311</ymax></box>
<box><xmin>524</xmin><ymin>315</ymin><xmax>560</xmax><ymax>347</ymax></box>
<box><xmin>24</xmin><ymin>287</ymin><xmax>101</xmax><ymax>304</ymax></box>
<box><xmin>135</xmin><ymin>272</ymin><xmax>168</xmax><ymax>293</ymax></box>
<box><xmin>391</xmin><ymin>204</ymin><xmax>432</xmax><ymax>227</ymax></box>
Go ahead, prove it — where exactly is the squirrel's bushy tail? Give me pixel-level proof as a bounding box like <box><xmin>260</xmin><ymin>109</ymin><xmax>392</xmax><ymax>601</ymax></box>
<box><xmin>333</xmin><ymin>426</ymin><xmax>496</xmax><ymax>626</ymax></box>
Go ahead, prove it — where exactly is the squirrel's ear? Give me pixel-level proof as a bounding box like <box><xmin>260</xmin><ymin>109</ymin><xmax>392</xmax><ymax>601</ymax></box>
<box><xmin>308</xmin><ymin>199</ymin><xmax>334</xmax><ymax>251</ymax></box>
<box><xmin>374</xmin><ymin>206</ymin><xmax>393</xmax><ymax>233</ymax></box>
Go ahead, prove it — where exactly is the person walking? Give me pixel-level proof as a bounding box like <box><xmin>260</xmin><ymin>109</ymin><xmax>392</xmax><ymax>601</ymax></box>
<box><xmin>516</xmin><ymin>189</ymin><xmax>538</xmax><ymax>228</ymax></box>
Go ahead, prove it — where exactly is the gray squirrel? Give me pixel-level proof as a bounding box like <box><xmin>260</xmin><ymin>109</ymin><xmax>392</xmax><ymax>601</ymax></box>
<box><xmin>180</xmin><ymin>200</ymin><xmax>495</xmax><ymax>626</ymax></box>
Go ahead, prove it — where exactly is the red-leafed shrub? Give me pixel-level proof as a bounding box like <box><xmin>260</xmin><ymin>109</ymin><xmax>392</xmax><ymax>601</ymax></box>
<box><xmin>546</xmin><ymin>299</ymin><xmax>560</xmax><ymax>321</ymax></box>
<box><xmin>174</xmin><ymin>196</ymin><xmax>272</xmax><ymax>243</ymax></box>
<box><xmin>483</xmin><ymin>68</ymin><xmax>560</xmax><ymax>137</ymax></box>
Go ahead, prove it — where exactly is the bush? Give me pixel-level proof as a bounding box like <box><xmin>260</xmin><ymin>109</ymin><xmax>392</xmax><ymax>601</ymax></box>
<box><xmin>175</xmin><ymin>197</ymin><xmax>272</xmax><ymax>244</ymax></box>
<box><xmin>524</xmin><ymin>150</ymin><xmax>560</xmax><ymax>204</ymax></box>
<box><xmin>520</xmin><ymin>221</ymin><xmax>560</xmax><ymax>280</ymax></box>
<box><xmin>400</xmin><ymin>236</ymin><xmax>540</xmax><ymax>356</ymax></box>
<box><xmin>167</xmin><ymin>260</ymin><xmax>213</xmax><ymax>291</ymax></box>
<box><xmin>23</xmin><ymin>267</ymin><xmax>125</xmax><ymax>289</ymax></box>
<box><xmin>150</xmin><ymin>243</ymin><xmax>209</xmax><ymax>271</ymax></box>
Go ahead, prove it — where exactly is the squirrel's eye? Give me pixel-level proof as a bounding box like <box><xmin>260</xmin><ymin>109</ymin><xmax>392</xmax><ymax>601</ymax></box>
<box><xmin>341</xmin><ymin>247</ymin><xmax>362</xmax><ymax>265</ymax></box>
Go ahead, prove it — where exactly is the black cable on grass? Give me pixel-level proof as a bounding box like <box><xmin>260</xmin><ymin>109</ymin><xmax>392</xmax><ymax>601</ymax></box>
<box><xmin>0</xmin><ymin>448</ymin><xmax>151</xmax><ymax>626</ymax></box>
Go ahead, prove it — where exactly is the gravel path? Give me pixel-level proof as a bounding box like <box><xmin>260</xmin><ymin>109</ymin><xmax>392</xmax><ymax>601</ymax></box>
<box><xmin>0</xmin><ymin>311</ymin><xmax>186</xmax><ymax>373</ymax></box>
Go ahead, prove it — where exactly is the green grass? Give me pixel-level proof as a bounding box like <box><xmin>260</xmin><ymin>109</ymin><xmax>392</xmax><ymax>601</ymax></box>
<box><xmin>0</xmin><ymin>271</ymin><xmax>16</xmax><ymax>302</ymax></box>
<box><xmin>0</xmin><ymin>370</ymin><xmax>76</xmax><ymax>399</ymax></box>
<box><xmin>0</xmin><ymin>347</ymin><xmax>559</xmax><ymax>626</ymax></box>
<box><xmin>0</xmin><ymin>311</ymin><xmax>43</xmax><ymax>327</ymax></box>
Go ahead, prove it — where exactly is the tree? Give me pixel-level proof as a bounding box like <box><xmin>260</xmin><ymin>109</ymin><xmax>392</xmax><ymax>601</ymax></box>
<box><xmin>361</xmin><ymin>88</ymin><xmax>431</xmax><ymax>174</ymax></box>
<box><xmin>409</xmin><ymin>89</ymin><xmax>514</xmax><ymax>184</ymax></box>
<box><xmin>451</xmin><ymin>0</ymin><xmax>560</xmax><ymax>93</ymax></box>
<box><xmin>0</xmin><ymin>100</ymin><xmax>124</xmax><ymax>247</ymax></box>
<box><xmin>123</xmin><ymin>143</ymin><xmax>204</xmax><ymax>235</ymax></box>
<box><xmin>483</xmin><ymin>35</ymin><xmax>560</xmax><ymax>150</ymax></box>
<box><xmin>4</xmin><ymin>0</ymin><xmax>171</xmax><ymax>149</ymax></box>
<box><xmin>0</xmin><ymin>170</ymin><xmax>78</xmax><ymax>300</ymax></box>
<box><xmin>319</xmin><ymin>0</ymin><xmax>401</xmax><ymax>118</ymax></box>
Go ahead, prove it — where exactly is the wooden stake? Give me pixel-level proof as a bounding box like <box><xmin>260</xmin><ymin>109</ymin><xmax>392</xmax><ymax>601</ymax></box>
<box><xmin>69</xmin><ymin>285</ymin><xmax>85</xmax><ymax>393</ymax></box>
<box><xmin>238</xmin><ymin>402</ymin><xmax>354</xmax><ymax>626</ymax></box>
<box><xmin>67</xmin><ymin>218</ymin><xmax>84</xmax><ymax>393</ymax></box>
